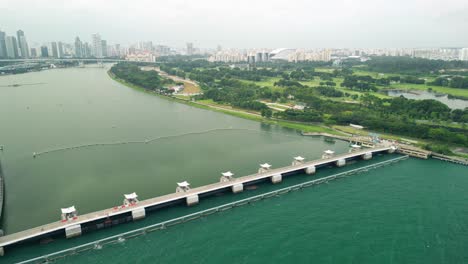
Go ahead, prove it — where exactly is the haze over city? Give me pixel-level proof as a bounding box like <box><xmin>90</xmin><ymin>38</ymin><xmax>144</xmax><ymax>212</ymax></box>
<box><xmin>2</xmin><ymin>0</ymin><xmax>468</xmax><ymax>48</ymax></box>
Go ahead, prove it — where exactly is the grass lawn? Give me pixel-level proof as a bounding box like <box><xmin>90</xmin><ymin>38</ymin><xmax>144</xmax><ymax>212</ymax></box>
<box><xmin>180</xmin><ymin>81</ymin><xmax>201</xmax><ymax>93</ymax></box>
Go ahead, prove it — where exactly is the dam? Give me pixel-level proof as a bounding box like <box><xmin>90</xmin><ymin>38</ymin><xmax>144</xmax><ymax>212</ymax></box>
<box><xmin>0</xmin><ymin>146</ymin><xmax>397</xmax><ymax>256</ymax></box>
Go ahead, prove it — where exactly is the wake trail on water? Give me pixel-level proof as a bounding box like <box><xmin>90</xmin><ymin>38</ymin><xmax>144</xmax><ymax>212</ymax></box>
<box><xmin>32</xmin><ymin>127</ymin><xmax>304</xmax><ymax>158</ymax></box>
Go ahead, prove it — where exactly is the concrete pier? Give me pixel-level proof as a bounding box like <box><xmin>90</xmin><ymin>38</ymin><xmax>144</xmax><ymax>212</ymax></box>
<box><xmin>131</xmin><ymin>208</ymin><xmax>146</xmax><ymax>220</ymax></box>
<box><xmin>271</xmin><ymin>174</ymin><xmax>282</xmax><ymax>184</ymax></box>
<box><xmin>336</xmin><ymin>159</ymin><xmax>346</xmax><ymax>167</ymax></box>
<box><xmin>186</xmin><ymin>195</ymin><xmax>199</xmax><ymax>206</ymax></box>
<box><xmin>305</xmin><ymin>166</ymin><xmax>316</xmax><ymax>175</ymax></box>
<box><xmin>65</xmin><ymin>224</ymin><xmax>82</xmax><ymax>238</ymax></box>
<box><xmin>362</xmin><ymin>152</ymin><xmax>372</xmax><ymax>160</ymax></box>
<box><xmin>231</xmin><ymin>183</ymin><xmax>244</xmax><ymax>193</ymax></box>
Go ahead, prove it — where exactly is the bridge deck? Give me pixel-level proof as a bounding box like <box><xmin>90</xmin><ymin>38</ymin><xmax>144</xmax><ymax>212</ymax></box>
<box><xmin>0</xmin><ymin>146</ymin><xmax>391</xmax><ymax>248</ymax></box>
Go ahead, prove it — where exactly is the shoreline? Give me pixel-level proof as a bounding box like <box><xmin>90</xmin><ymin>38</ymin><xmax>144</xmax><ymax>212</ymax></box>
<box><xmin>107</xmin><ymin>70</ymin><xmax>341</xmax><ymax>135</ymax></box>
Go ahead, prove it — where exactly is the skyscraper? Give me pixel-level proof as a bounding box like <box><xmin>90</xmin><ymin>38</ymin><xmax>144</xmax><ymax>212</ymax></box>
<box><xmin>5</xmin><ymin>36</ymin><xmax>19</xmax><ymax>58</ymax></box>
<box><xmin>40</xmin><ymin>46</ymin><xmax>49</xmax><ymax>57</ymax></box>
<box><xmin>58</xmin><ymin>42</ymin><xmax>64</xmax><ymax>58</ymax></box>
<box><xmin>0</xmin><ymin>30</ymin><xmax>7</xmax><ymax>58</ymax></box>
<box><xmin>74</xmin><ymin>37</ymin><xmax>83</xmax><ymax>58</ymax></box>
<box><xmin>16</xmin><ymin>30</ymin><xmax>29</xmax><ymax>58</ymax></box>
<box><xmin>186</xmin><ymin>42</ymin><xmax>194</xmax><ymax>55</ymax></box>
<box><xmin>460</xmin><ymin>48</ymin><xmax>468</xmax><ymax>61</ymax></box>
<box><xmin>83</xmin><ymin>42</ymin><xmax>91</xmax><ymax>58</ymax></box>
<box><xmin>92</xmin><ymin>34</ymin><xmax>103</xmax><ymax>58</ymax></box>
<box><xmin>30</xmin><ymin>47</ymin><xmax>37</xmax><ymax>58</ymax></box>
<box><xmin>101</xmin><ymin>40</ymin><xmax>108</xmax><ymax>57</ymax></box>
<box><xmin>51</xmin><ymin>42</ymin><xmax>58</xmax><ymax>58</ymax></box>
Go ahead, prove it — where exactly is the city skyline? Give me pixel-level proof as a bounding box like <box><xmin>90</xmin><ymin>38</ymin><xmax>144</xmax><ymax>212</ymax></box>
<box><xmin>1</xmin><ymin>0</ymin><xmax>468</xmax><ymax>48</ymax></box>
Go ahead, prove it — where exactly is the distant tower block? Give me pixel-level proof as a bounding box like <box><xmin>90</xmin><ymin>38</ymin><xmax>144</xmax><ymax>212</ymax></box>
<box><xmin>362</xmin><ymin>152</ymin><xmax>372</xmax><ymax>160</ymax></box>
<box><xmin>220</xmin><ymin>171</ymin><xmax>234</xmax><ymax>183</ymax></box>
<box><xmin>292</xmin><ymin>156</ymin><xmax>305</xmax><ymax>166</ymax></box>
<box><xmin>305</xmin><ymin>165</ymin><xmax>316</xmax><ymax>175</ymax></box>
<box><xmin>322</xmin><ymin>150</ymin><xmax>335</xmax><ymax>159</ymax></box>
<box><xmin>258</xmin><ymin>163</ymin><xmax>272</xmax><ymax>173</ymax></box>
<box><xmin>336</xmin><ymin>159</ymin><xmax>346</xmax><ymax>167</ymax></box>
<box><xmin>176</xmin><ymin>181</ymin><xmax>191</xmax><ymax>193</ymax></box>
<box><xmin>123</xmin><ymin>192</ymin><xmax>139</xmax><ymax>207</ymax></box>
<box><xmin>271</xmin><ymin>174</ymin><xmax>282</xmax><ymax>184</ymax></box>
<box><xmin>388</xmin><ymin>146</ymin><xmax>397</xmax><ymax>153</ymax></box>
<box><xmin>349</xmin><ymin>144</ymin><xmax>361</xmax><ymax>153</ymax></box>
<box><xmin>61</xmin><ymin>206</ymin><xmax>78</xmax><ymax>222</ymax></box>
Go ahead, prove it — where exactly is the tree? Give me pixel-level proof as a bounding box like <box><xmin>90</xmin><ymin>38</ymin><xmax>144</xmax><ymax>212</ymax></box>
<box><xmin>261</xmin><ymin>108</ymin><xmax>273</xmax><ymax>118</ymax></box>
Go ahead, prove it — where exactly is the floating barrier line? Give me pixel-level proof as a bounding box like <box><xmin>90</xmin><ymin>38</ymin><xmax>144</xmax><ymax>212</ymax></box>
<box><xmin>17</xmin><ymin>155</ymin><xmax>408</xmax><ymax>264</ymax></box>
<box><xmin>32</xmin><ymin>127</ymin><xmax>308</xmax><ymax>158</ymax></box>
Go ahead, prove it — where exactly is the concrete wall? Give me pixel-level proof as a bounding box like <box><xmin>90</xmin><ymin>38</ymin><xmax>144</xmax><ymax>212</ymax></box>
<box><xmin>271</xmin><ymin>174</ymin><xmax>282</xmax><ymax>184</ymax></box>
<box><xmin>336</xmin><ymin>159</ymin><xmax>346</xmax><ymax>167</ymax></box>
<box><xmin>131</xmin><ymin>208</ymin><xmax>146</xmax><ymax>220</ymax></box>
<box><xmin>65</xmin><ymin>224</ymin><xmax>82</xmax><ymax>238</ymax></box>
<box><xmin>231</xmin><ymin>183</ymin><xmax>244</xmax><ymax>193</ymax></box>
<box><xmin>305</xmin><ymin>166</ymin><xmax>316</xmax><ymax>175</ymax></box>
<box><xmin>186</xmin><ymin>195</ymin><xmax>199</xmax><ymax>206</ymax></box>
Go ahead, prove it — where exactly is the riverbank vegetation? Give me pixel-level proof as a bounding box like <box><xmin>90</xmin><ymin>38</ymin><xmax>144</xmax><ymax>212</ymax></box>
<box><xmin>110</xmin><ymin>57</ymin><xmax>468</xmax><ymax>152</ymax></box>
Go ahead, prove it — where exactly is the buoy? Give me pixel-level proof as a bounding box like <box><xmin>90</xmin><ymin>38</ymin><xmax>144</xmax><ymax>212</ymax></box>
<box><xmin>33</xmin><ymin>152</ymin><xmax>36</xmax><ymax>158</ymax></box>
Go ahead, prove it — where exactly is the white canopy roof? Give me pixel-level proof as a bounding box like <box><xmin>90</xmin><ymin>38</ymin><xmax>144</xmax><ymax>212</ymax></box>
<box><xmin>177</xmin><ymin>181</ymin><xmax>190</xmax><ymax>187</ymax></box>
<box><xmin>260</xmin><ymin>163</ymin><xmax>271</xmax><ymax>168</ymax></box>
<box><xmin>61</xmin><ymin>206</ymin><xmax>76</xmax><ymax>214</ymax></box>
<box><xmin>124</xmin><ymin>192</ymin><xmax>138</xmax><ymax>199</ymax></box>
<box><xmin>294</xmin><ymin>156</ymin><xmax>305</xmax><ymax>161</ymax></box>
<box><xmin>351</xmin><ymin>144</ymin><xmax>361</xmax><ymax>148</ymax></box>
<box><xmin>222</xmin><ymin>171</ymin><xmax>234</xmax><ymax>177</ymax></box>
<box><xmin>324</xmin><ymin>150</ymin><xmax>335</xmax><ymax>154</ymax></box>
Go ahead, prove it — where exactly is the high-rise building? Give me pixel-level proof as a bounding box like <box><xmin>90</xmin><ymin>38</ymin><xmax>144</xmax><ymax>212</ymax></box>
<box><xmin>40</xmin><ymin>46</ymin><xmax>49</xmax><ymax>57</ymax></box>
<box><xmin>58</xmin><ymin>42</ymin><xmax>64</xmax><ymax>58</ymax></box>
<box><xmin>30</xmin><ymin>47</ymin><xmax>37</xmax><ymax>58</ymax></box>
<box><xmin>16</xmin><ymin>30</ymin><xmax>29</xmax><ymax>58</ymax></box>
<box><xmin>5</xmin><ymin>36</ymin><xmax>19</xmax><ymax>58</ymax></box>
<box><xmin>460</xmin><ymin>48</ymin><xmax>468</xmax><ymax>61</ymax></box>
<box><xmin>51</xmin><ymin>42</ymin><xmax>58</xmax><ymax>58</ymax></box>
<box><xmin>83</xmin><ymin>42</ymin><xmax>91</xmax><ymax>58</ymax></box>
<box><xmin>92</xmin><ymin>33</ymin><xmax>103</xmax><ymax>58</ymax></box>
<box><xmin>0</xmin><ymin>30</ymin><xmax>6</xmax><ymax>58</ymax></box>
<box><xmin>74</xmin><ymin>37</ymin><xmax>83</xmax><ymax>58</ymax></box>
<box><xmin>101</xmin><ymin>40</ymin><xmax>108</xmax><ymax>57</ymax></box>
<box><xmin>186</xmin><ymin>42</ymin><xmax>194</xmax><ymax>55</ymax></box>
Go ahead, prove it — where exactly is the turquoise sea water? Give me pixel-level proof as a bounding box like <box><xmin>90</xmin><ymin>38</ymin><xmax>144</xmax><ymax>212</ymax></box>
<box><xmin>60</xmin><ymin>158</ymin><xmax>468</xmax><ymax>264</ymax></box>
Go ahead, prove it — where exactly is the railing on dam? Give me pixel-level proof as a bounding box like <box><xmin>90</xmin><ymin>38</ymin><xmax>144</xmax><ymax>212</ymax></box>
<box><xmin>18</xmin><ymin>155</ymin><xmax>408</xmax><ymax>264</ymax></box>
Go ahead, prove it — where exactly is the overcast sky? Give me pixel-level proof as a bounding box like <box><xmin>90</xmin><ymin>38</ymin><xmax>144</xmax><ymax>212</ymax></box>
<box><xmin>1</xmin><ymin>0</ymin><xmax>468</xmax><ymax>48</ymax></box>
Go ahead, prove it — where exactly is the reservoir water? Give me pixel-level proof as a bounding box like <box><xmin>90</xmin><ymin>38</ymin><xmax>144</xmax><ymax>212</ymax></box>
<box><xmin>0</xmin><ymin>66</ymin><xmax>348</xmax><ymax>233</ymax></box>
<box><xmin>387</xmin><ymin>90</ymin><xmax>468</xmax><ymax>109</ymax></box>
<box><xmin>0</xmin><ymin>66</ymin><xmax>467</xmax><ymax>263</ymax></box>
